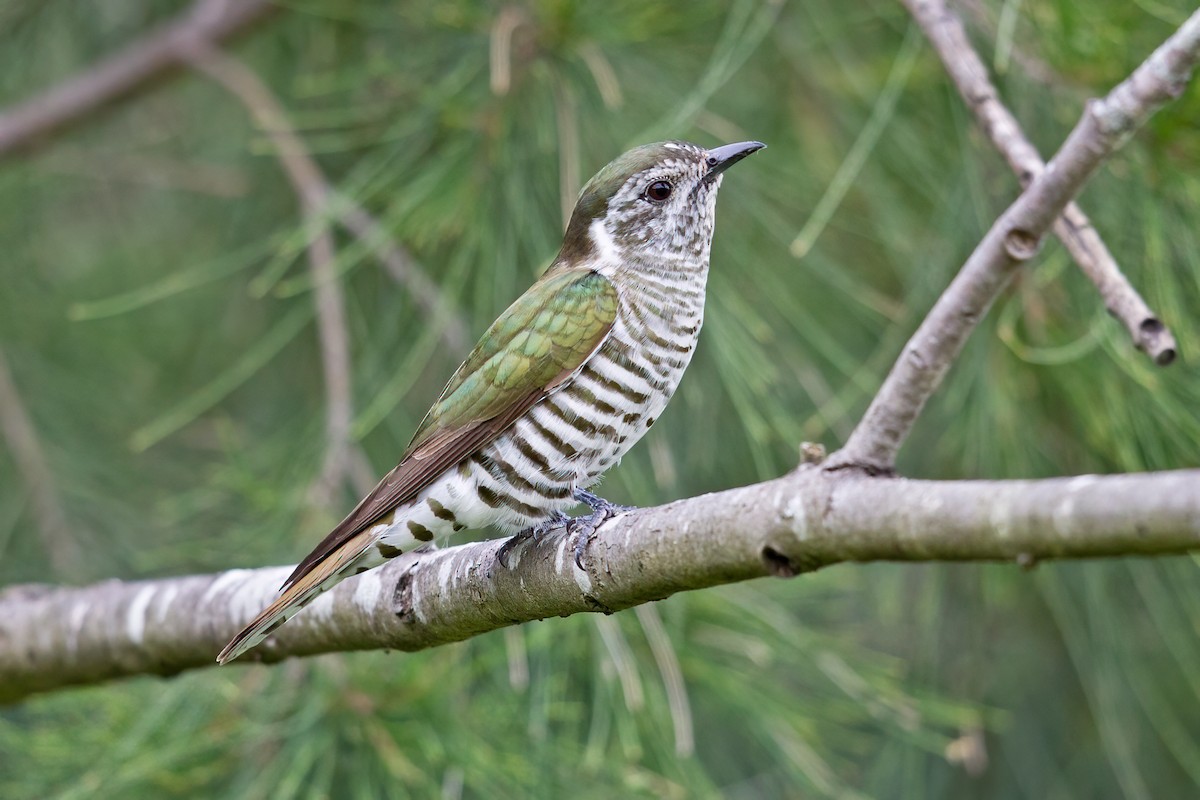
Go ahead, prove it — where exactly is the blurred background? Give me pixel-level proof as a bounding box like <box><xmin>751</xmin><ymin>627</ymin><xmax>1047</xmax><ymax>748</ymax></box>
<box><xmin>1</xmin><ymin>0</ymin><xmax>1199</xmax><ymax>797</ymax></box>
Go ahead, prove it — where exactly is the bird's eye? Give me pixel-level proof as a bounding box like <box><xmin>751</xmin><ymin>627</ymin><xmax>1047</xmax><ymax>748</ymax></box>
<box><xmin>643</xmin><ymin>180</ymin><xmax>673</xmax><ymax>203</ymax></box>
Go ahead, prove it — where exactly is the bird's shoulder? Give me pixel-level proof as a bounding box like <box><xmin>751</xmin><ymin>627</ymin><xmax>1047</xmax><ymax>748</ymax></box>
<box><xmin>407</xmin><ymin>267</ymin><xmax>620</xmax><ymax>450</ymax></box>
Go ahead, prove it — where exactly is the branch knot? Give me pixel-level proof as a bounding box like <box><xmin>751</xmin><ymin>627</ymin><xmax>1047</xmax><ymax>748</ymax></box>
<box><xmin>1002</xmin><ymin>228</ymin><xmax>1041</xmax><ymax>261</ymax></box>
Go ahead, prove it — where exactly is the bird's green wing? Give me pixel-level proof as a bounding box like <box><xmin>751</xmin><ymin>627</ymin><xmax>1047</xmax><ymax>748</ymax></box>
<box><xmin>283</xmin><ymin>268</ymin><xmax>618</xmax><ymax>589</ymax></box>
<box><xmin>408</xmin><ymin>269</ymin><xmax>620</xmax><ymax>449</ymax></box>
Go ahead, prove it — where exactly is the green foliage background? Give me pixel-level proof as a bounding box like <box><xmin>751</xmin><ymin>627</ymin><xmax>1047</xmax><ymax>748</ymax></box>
<box><xmin>2</xmin><ymin>0</ymin><xmax>1198</xmax><ymax>796</ymax></box>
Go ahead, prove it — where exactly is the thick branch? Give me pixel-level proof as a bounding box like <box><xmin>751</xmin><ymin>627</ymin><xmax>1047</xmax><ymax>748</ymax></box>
<box><xmin>903</xmin><ymin>0</ymin><xmax>1177</xmax><ymax>365</ymax></box>
<box><xmin>0</xmin><ymin>0</ymin><xmax>276</xmax><ymax>159</ymax></box>
<box><xmin>2</xmin><ymin>468</ymin><xmax>1197</xmax><ymax>703</ymax></box>
<box><xmin>829</xmin><ymin>10</ymin><xmax>1200</xmax><ymax>473</ymax></box>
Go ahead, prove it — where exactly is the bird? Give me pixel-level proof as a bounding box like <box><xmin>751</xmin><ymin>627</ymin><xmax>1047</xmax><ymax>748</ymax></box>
<box><xmin>217</xmin><ymin>138</ymin><xmax>765</xmax><ymax>664</ymax></box>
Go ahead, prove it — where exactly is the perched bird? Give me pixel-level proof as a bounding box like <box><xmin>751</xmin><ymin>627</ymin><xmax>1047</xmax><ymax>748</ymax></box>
<box><xmin>218</xmin><ymin>139</ymin><xmax>764</xmax><ymax>664</ymax></box>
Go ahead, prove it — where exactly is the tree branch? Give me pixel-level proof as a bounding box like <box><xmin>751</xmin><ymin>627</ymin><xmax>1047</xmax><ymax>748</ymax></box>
<box><xmin>828</xmin><ymin>9</ymin><xmax>1200</xmax><ymax>473</ymax></box>
<box><xmin>2</xmin><ymin>467</ymin><xmax>1197</xmax><ymax>704</ymax></box>
<box><xmin>903</xmin><ymin>0</ymin><xmax>1177</xmax><ymax>366</ymax></box>
<box><xmin>3</xmin><ymin>3</ymin><xmax>1197</xmax><ymax>713</ymax></box>
<box><xmin>0</xmin><ymin>0</ymin><xmax>276</xmax><ymax>160</ymax></box>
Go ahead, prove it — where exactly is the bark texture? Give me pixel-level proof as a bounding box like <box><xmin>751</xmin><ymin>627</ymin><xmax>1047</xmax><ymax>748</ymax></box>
<box><xmin>3</xmin><ymin>468</ymin><xmax>1198</xmax><ymax>703</ymax></box>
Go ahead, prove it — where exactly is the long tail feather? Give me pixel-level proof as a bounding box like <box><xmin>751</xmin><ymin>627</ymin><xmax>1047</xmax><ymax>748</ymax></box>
<box><xmin>217</xmin><ymin>531</ymin><xmax>374</xmax><ymax>664</ymax></box>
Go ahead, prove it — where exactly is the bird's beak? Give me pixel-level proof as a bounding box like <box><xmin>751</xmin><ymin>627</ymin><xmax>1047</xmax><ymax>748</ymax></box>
<box><xmin>703</xmin><ymin>140</ymin><xmax>766</xmax><ymax>183</ymax></box>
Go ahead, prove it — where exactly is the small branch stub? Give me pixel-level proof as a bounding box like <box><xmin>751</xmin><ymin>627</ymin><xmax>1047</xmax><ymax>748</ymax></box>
<box><xmin>1002</xmin><ymin>228</ymin><xmax>1041</xmax><ymax>261</ymax></box>
<box><xmin>799</xmin><ymin>441</ymin><xmax>827</xmax><ymax>465</ymax></box>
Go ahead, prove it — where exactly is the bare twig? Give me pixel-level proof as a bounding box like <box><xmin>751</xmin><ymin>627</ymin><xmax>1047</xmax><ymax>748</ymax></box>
<box><xmin>828</xmin><ymin>9</ymin><xmax>1200</xmax><ymax>473</ymax></box>
<box><xmin>0</xmin><ymin>347</ymin><xmax>81</xmax><ymax>575</ymax></box>
<box><xmin>903</xmin><ymin>0</ymin><xmax>1177</xmax><ymax>366</ymax></box>
<box><xmin>2</xmin><ymin>467</ymin><xmax>1197</xmax><ymax>703</ymax></box>
<box><xmin>0</xmin><ymin>0</ymin><xmax>467</xmax><ymax>356</ymax></box>
<box><xmin>186</xmin><ymin>47</ymin><xmax>472</xmax><ymax>499</ymax></box>
<box><xmin>185</xmin><ymin>46</ymin><xmax>359</xmax><ymax>505</ymax></box>
<box><xmin>336</xmin><ymin>205</ymin><xmax>470</xmax><ymax>353</ymax></box>
<box><xmin>0</xmin><ymin>0</ymin><xmax>276</xmax><ymax>160</ymax></box>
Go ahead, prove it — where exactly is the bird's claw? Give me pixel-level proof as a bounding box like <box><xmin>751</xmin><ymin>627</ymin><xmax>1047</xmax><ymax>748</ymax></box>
<box><xmin>570</xmin><ymin>514</ymin><xmax>600</xmax><ymax>570</ymax></box>
<box><xmin>570</xmin><ymin>488</ymin><xmax>636</xmax><ymax>569</ymax></box>
<box><xmin>572</xmin><ymin>487</ymin><xmax>636</xmax><ymax>516</ymax></box>
<box><xmin>499</xmin><ymin>490</ymin><xmax>635</xmax><ymax>570</ymax></box>
<box><xmin>498</xmin><ymin>511</ymin><xmax>569</xmax><ymax>568</ymax></box>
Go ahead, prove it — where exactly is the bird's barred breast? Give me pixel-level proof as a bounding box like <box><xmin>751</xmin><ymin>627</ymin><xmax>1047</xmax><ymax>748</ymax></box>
<box><xmin>458</xmin><ymin>288</ymin><xmax>704</xmax><ymax>532</ymax></box>
<box><xmin>372</xmin><ymin>282</ymin><xmax>706</xmax><ymax>554</ymax></box>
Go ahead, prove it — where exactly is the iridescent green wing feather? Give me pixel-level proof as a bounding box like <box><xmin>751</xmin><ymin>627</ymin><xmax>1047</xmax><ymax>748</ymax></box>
<box><xmin>408</xmin><ymin>270</ymin><xmax>619</xmax><ymax>448</ymax></box>
<box><xmin>283</xmin><ymin>268</ymin><xmax>619</xmax><ymax>589</ymax></box>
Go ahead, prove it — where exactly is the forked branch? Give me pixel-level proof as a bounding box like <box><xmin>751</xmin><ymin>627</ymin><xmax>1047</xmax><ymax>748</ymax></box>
<box><xmin>1</xmin><ymin>6</ymin><xmax>1198</xmax><ymax>708</ymax></box>
<box><xmin>828</xmin><ymin>8</ymin><xmax>1200</xmax><ymax>473</ymax></box>
<box><xmin>902</xmin><ymin>0</ymin><xmax>1177</xmax><ymax>365</ymax></box>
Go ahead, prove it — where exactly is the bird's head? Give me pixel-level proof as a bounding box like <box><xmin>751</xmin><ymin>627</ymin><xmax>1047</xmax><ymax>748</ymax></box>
<box><xmin>556</xmin><ymin>140</ymin><xmax>764</xmax><ymax>272</ymax></box>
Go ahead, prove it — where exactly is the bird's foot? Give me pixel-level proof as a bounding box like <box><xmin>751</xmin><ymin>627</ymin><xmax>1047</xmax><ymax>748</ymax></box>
<box><xmin>573</xmin><ymin>487</ymin><xmax>637</xmax><ymax>516</ymax></box>
<box><xmin>570</xmin><ymin>488</ymin><xmax>637</xmax><ymax>569</ymax></box>
<box><xmin>498</xmin><ymin>511</ymin><xmax>570</xmax><ymax>569</ymax></box>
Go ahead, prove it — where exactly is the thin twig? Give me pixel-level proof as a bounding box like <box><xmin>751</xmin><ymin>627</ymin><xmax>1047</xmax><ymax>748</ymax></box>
<box><xmin>903</xmin><ymin>0</ymin><xmax>1177</xmax><ymax>366</ymax></box>
<box><xmin>0</xmin><ymin>0</ymin><xmax>467</xmax><ymax>356</ymax></box>
<box><xmin>336</xmin><ymin>205</ymin><xmax>470</xmax><ymax>353</ymax></box>
<box><xmin>185</xmin><ymin>47</ymin><xmax>471</xmax><ymax>499</ymax></box>
<box><xmin>3</xmin><ymin>466</ymin><xmax>1198</xmax><ymax>702</ymax></box>
<box><xmin>828</xmin><ymin>9</ymin><xmax>1200</xmax><ymax>473</ymax></box>
<box><xmin>0</xmin><ymin>347</ymin><xmax>81</xmax><ymax>575</ymax></box>
<box><xmin>185</xmin><ymin>46</ymin><xmax>358</xmax><ymax>506</ymax></box>
<box><xmin>0</xmin><ymin>0</ymin><xmax>276</xmax><ymax>160</ymax></box>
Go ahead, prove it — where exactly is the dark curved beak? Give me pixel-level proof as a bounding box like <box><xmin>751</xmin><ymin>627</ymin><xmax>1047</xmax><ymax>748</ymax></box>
<box><xmin>703</xmin><ymin>140</ymin><xmax>766</xmax><ymax>183</ymax></box>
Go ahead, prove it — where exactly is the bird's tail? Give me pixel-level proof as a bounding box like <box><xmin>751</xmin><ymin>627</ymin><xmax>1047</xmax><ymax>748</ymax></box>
<box><xmin>216</xmin><ymin>530</ymin><xmax>374</xmax><ymax>664</ymax></box>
